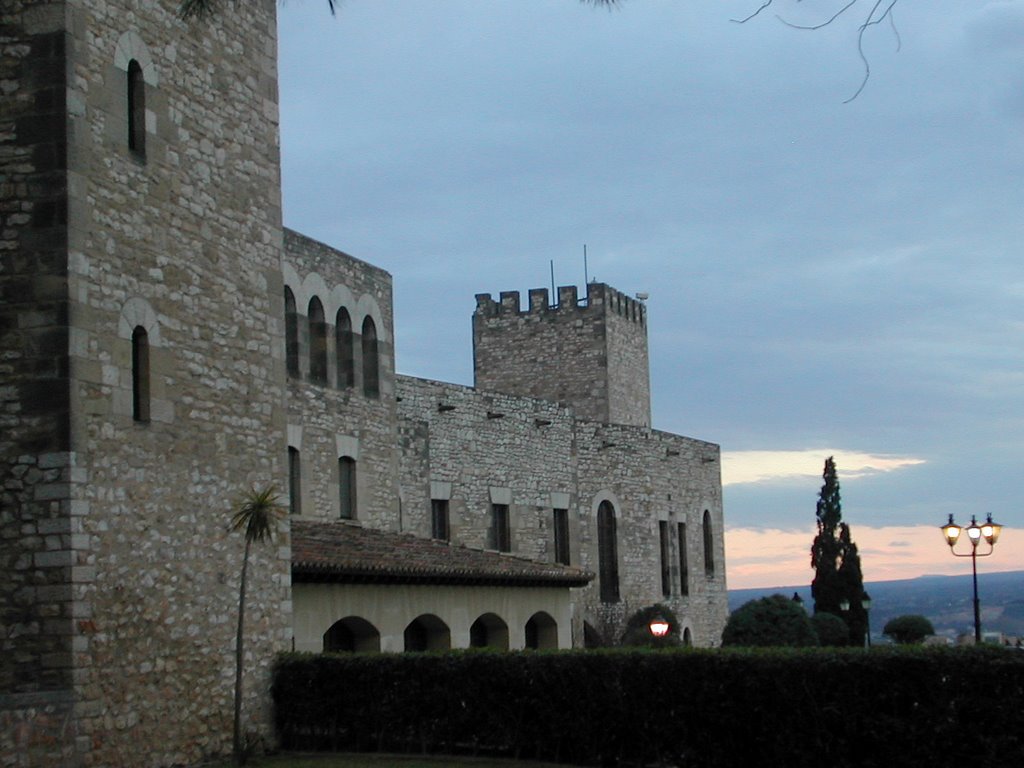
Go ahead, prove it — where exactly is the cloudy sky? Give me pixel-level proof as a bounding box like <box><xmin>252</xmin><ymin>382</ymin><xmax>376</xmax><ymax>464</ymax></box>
<box><xmin>276</xmin><ymin>0</ymin><xmax>1024</xmax><ymax>589</ymax></box>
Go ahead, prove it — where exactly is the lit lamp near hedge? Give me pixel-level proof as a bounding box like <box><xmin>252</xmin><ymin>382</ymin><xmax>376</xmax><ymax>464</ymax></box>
<box><xmin>941</xmin><ymin>514</ymin><xmax>1002</xmax><ymax>644</ymax></box>
<box><xmin>648</xmin><ymin>616</ymin><xmax>670</xmax><ymax>639</ymax></box>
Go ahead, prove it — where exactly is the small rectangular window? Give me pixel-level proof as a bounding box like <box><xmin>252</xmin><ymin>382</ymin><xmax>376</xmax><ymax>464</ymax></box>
<box><xmin>490</xmin><ymin>504</ymin><xmax>510</xmax><ymax>552</ymax></box>
<box><xmin>659</xmin><ymin>520</ymin><xmax>671</xmax><ymax>597</ymax></box>
<box><xmin>553</xmin><ymin>508</ymin><xmax>570</xmax><ymax>565</ymax></box>
<box><xmin>678</xmin><ymin>522</ymin><xmax>689</xmax><ymax>596</ymax></box>
<box><xmin>431</xmin><ymin>499</ymin><xmax>449</xmax><ymax>541</ymax></box>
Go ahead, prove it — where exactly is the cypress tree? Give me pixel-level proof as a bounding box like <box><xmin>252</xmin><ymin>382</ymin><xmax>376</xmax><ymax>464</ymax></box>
<box><xmin>810</xmin><ymin>457</ymin><xmax>867</xmax><ymax>646</ymax></box>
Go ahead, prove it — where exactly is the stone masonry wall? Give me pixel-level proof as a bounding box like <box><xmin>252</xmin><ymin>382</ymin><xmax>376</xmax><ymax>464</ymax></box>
<box><xmin>1</xmin><ymin>0</ymin><xmax>74</xmax><ymax>720</ymax></box>
<box><xmin>18</xmin><ymin>1</ymin><xmax>293</xmax><ymax>765</ymax></box>
<box><xmin>604</xmin><ymin>292</ymin><xmax>651</xmax><ymax>429</ymax></box>
<box><xmin>396</xmin><ymin>376</ymin><xmax>577</xmax><ymax>564</ymax></box>
<box><xmin>473</xmin><ymin>283</ymin><xmax>651</xmax><ymax>428</ymax></box>
<box><xmin>396</xmin><ymin>374</ymin><xmax>728</xmax><ymax>648</ymax></box>
<box><xmin>283</xmin><ymin>230</ymin><xmax>399</xmax><ymax>530</ymax></box>
<box><xmin>573</xmin><ymin>422</ymin><xmax>728</xmax><ymax>646</ymax></box>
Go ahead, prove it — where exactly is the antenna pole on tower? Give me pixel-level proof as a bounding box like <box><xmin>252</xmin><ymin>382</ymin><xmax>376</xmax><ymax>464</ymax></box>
<box><xmin>583</xmin><ymin>244</ymin><xmax>589</xmax><ymax>286</ymax></box>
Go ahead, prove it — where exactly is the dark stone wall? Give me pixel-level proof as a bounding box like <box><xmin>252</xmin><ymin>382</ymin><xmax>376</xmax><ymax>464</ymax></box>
<box><xmin>0</xmin><ymin>0</ymin><xmax>73</xmax><ymax>699</ymax></box>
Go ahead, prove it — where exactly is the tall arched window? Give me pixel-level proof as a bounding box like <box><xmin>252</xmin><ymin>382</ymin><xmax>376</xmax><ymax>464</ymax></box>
<box><xmin>338</xmin><ymin>456</ymin><xmax>356</xmax><ymax>520</ymax></box>
<box><xmin>284</xmin><ymin>287</ymin><xmax>299</xmax><ymax>377</ymax></box>
<box><xmin>361</xmin><ymin>316</ymin><xmax>379</xmax><ymax>398</ymax></box>
<box><xmin>308</xmin><ymin>297</ymin><xmax>327</xmax><ymax>384</ymax></box>
<box><xmin>597</xmin><ymin>500</ymin><xmax>619</xmax><ymax>603</ymax></box>
<box><xmin>335</xmin><ymin>308</ymin><xmax>354</xmax><ymax>389</ymax></box>
<box><xmin>703</xmin><ymin>509</ymin><xmax>715</xmax><ymax>578</ymax></box>
<box><xmin>127</xmin><ymin>59</ymin><xmax>145</xmax><ymax>158</ymax></box>
<box><xmin>131</xmin><ymin>326</ymin><xmax>150</xmax><ymax>423</ymax></box>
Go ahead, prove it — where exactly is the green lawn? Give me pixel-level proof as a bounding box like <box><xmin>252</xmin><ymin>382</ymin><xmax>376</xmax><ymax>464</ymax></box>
<box><xmin>208</xmin><ymin>753</ymin><xmax>570</xmax><ymax>768</ymax></box>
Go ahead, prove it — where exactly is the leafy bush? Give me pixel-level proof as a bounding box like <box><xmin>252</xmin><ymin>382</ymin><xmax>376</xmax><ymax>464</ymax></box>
<box><xmin>273</xmin><ymin>646</ymin><xmax>1024</xmax><ymax>768</ymax></box>
<box><xmin>883</xmin><ymin>614</ymin><xmax>935</xmax><ymax>645</ymax></box>
<box><xmin>811</xmin><ymin>611</ymin><xmax>849</xmax><ymax>646</ymax></box>
<box><xmin>721</xmin><ymin>594</ymin><xmax>818</xmax><ymax>647</ymax></box>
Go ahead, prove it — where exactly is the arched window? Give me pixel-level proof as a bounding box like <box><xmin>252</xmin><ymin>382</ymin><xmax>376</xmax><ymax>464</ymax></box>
<box><xmin>403</xmin><ymin>614</ymin><xmax>450</xmax><ymax>652</ymax></box>
<box><xmin>288</xmin><ymin>447</ymin><xmax>301</xmax><ymax>515</ymax></box>
<box><xmin>131</xmin><ymin>326</ymin><xmax>150</xmax><ymax>422</ymax></box>
<box><xmin>469</xmin><ymin>613</ymin><xmax>509</xmax><ymax>650</ymax></box>
<box><xmin>335</xmin><ymin>308</ymin><xmax>354</xmax><ymax>388</ymax></box>
<box><xmin>284</xmin><ymin>287</ymin><xmax>299</xmax><ymax>377</ymax></box>
<box><xmin>703</xmin><ymin>509</ymin><xmax>715</xmax><ymax>578</ymax></box>
<box><xmin>682</xmin><ymin>627</ymin><xmax>693</xmax><ymax>647</ymax></box>
<box><xmin>338</xmin><ymin>456</ymin><xmax>356</xmax><ymax>520</ymax></box>
<box><xmin>127</xmin><ymin>59</ymin><xmax>145</xmax><ymax>157</ymax></box>
<box><xmin>361</xmin><ymin>316</ymin><xmax>379</xmax><ymax>398</ymax></box>
<box><xmin>323</xmin><ymin>616</ymin><xmax>380</xmax><ymax>653</ymax></box>
<box><xmin>597</xmin><ymin>500</ymin><xmax>620</xmax><ymax>603</ymax></box>
<box><xmin>524</xmin><ymin>612</ymin><xmax>558</xmax><ymax>650</ymax></box>
<box><xmin>308</xmin><ymin>297</ymin><xmax>327</xmax><ymax>384</ymax></box>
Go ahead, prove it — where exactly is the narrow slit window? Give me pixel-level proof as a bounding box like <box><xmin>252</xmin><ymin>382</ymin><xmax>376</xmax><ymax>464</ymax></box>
<box><xmin>127</xmin><ymin>59</ymin><xmax>145</xmax><ymax>158</ymax></box>
<box><xmin>703</xmin><ymin>509</ymin><xmax>715</xmax><ymax>578</ymax></box>
<box><xmin>659</xmin><ymin>520</ymin><xmax>671</xmax><ymax>597</ymax></box>
<box><xmin>131</xmin><ymin>325</ymin><xmax>150</xmax><ymax>422</ymax></box>
<box><xmin>678</xmin><ymin>522</ymin><xmax>689</xmax><ymax>596</ymax></box>
<box><xmin>338</xmin><ymin>456</ymin><xmax>356</xmax><ymax>520</ymax></box>
<box><xmin>597</xmin><ymin>501</ymin><xmax>620</xmax><ymax>603</ymax></box>
<box><xmin>553</xmin><ymin>508</ymin><xmax>570</xmax><ymax>565</ymax></box>
<box><xmin>284</xmin><ymin>287</ymin><xmax>299</xmax><ymax>377</ymax></box>
<box><xmin>288</xmin><ymin>447</ymin><xmax>301</xmax><ymax>515</ymax></box>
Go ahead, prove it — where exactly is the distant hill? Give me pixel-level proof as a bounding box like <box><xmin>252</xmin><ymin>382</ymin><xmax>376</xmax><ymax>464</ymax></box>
<box><xmin>728</xmin><ymin>570</ymin><xmax>1024</xmax><ymax>641</ymax></box>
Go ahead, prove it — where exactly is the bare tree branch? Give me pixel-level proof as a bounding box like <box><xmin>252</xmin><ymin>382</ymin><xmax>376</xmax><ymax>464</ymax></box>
<box><xmin>736</xmin><ymin>0</ymin><xmax>902</xmax><ymax>102</ymax></box>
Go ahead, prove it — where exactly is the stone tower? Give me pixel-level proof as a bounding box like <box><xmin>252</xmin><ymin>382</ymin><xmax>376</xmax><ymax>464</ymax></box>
<box><xmin>1</xmin><ymin>1</ymin><xmax>290</xmax><ymax>764</ymax></box>
<box><xmin>473</xmin><ymin>283</ymin><xmax>651</xmax><ymax>428</ymax></box>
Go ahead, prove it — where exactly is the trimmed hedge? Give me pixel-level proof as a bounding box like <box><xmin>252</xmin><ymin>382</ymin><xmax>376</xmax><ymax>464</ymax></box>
<box><xmin>273</xmin><ymin>647</ymin><xmax>1024</xmax><ymax>767</ymax></box>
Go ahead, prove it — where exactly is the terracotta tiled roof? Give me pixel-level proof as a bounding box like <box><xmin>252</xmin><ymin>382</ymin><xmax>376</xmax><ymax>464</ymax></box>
<box><xmin>291</xmin><ymin>519</ymin><xmax>593</xmax><ymax>588</ymax></box>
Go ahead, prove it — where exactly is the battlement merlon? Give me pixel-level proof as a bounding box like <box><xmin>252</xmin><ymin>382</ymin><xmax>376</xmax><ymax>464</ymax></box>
<box><xmin>473</xmin><ymin>283</ymin><xmax>647</xmax><ymax>328</ymax></box>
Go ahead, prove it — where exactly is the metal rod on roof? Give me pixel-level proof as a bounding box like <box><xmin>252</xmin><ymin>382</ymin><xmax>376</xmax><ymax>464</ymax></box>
<box><xmin>550</xmin><ymin>259</ymin><xmax>555</xmax><ymax>303</ymax></box>
<box><xmin>584</xmin><ymin>244</ymin><xmax>589</xmax><ymax>286</ymax></box>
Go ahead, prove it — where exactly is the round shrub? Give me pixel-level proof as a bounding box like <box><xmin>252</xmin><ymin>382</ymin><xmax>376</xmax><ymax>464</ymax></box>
<box><xmin>811</xmin><ymin>611</ymin><xmax>849</xmax><ymax>646</ymax></box>
<box><xmin>722</xmin><ymin>594</ymin><xmax>818</xmax><ymax>647</ymax></box>
<box><xmin>883</xmin><ymin>614</ymin><xmax>935</xmax><ymax>645</ymax></box>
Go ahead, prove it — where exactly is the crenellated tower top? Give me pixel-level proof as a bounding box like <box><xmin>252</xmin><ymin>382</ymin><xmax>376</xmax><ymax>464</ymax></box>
<box><xmin>472</xmin><ymin>282</ymin><xmax>651</xmax><ymax>428</ymax></box>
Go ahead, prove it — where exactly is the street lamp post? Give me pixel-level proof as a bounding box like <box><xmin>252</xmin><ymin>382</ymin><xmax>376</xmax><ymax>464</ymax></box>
<box><xmin>941</xmin><ymin>514</ymin><xmax>1002</xmax><ymax>644</ymax></box>
<box><xmin>861</xmin><ymin>592</ymin><xmax>872</xmax><ymax>649</ymax></box>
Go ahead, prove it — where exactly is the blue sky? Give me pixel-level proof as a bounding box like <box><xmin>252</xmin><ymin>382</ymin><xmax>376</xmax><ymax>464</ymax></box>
<box><xmin>276</xmin><ymin>0</ymin><xmax>1024</xmax><ymax>588</ymax></box>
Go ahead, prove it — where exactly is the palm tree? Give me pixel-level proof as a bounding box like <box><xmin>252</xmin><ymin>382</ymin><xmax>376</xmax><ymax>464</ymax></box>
<box><xmin>229</xmin><ymin>485</ymin><xmax>285</xmax><ymax>765</ymax></box>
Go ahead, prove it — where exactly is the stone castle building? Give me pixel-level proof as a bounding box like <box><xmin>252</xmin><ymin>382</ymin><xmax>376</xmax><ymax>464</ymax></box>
<box><xmin>1</xmin><ymin>1</ymin><xmax>727</xmax><ymax>765</ymax></box>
